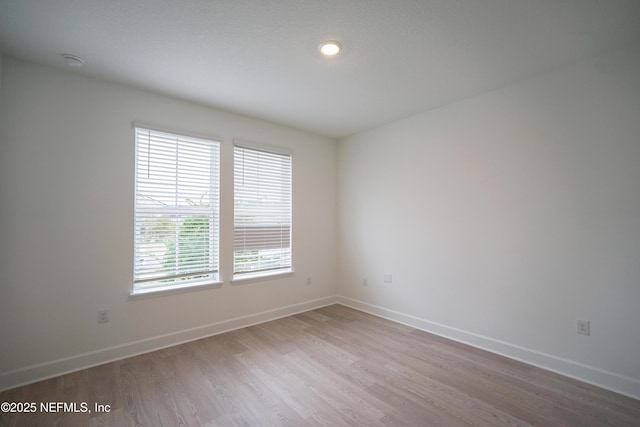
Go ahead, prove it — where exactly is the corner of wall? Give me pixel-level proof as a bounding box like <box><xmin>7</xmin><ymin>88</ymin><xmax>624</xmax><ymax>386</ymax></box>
<box><xmin>0</xmin><ymin>52</ymin><xmax>4</xmax><ymax>96</ymax></box>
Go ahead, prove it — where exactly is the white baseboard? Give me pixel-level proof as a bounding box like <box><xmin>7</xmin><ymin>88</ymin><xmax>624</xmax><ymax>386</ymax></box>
<box><xmin>337</xmin><ymin>296</ymin><xmax>640</xmax><ymax>401</ymax></box>
<box><xmin>4</xmin><ymin>294</ymin><xmax>638</xmax><ymax>401</ymax></box>
<box><xmin>0</xmin><ymin>296</ymin><xmax>339</xmax><ymax>392</ymax></box>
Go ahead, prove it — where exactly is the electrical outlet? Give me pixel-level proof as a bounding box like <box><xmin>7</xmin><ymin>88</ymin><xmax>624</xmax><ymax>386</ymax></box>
<box><xmin>383</xmin><ymin>274</ymin><xmax>392</xmax><ymax>283</ymax></box>
<box><xmin>97</xmin><ymin>310</ymin><xmax>109</xmax><ymax>324</ymax></box>
<box><xmin>577</xmin><ymin>320</ymin><xmax>590</xmax><ymax>336</ymax></box>
<box><xmin>362</xmin><ymin>277</ymin><xmax>368</xmax><ymax>286</ymax></box>
<box><xmin>306</xmin><ymin>277</ymin><xmax>312</xmax><ymax>285</ymax></box>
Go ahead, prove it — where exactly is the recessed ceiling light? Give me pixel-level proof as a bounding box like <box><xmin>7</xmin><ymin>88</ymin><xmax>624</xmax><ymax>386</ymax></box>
<box><xmin>320</xmin><ymin>41</ymin><xmax>342</xmax><ymax>56</ymax></box>
<box><xmin>62</xmin><ymin>54</ymin><xmax>84</xmax><ymax>68</ymax></box>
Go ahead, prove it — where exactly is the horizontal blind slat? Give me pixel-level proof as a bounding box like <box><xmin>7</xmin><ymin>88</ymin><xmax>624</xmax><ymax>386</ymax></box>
<box><xmin>233</xmin><ymin>145</ymin><xmax>292</xmax><ymax>275</ymax></box>
<box><xmin>134</xmin><ymin>127</ymin><xmax>220</xmax><ymax>288</ymax></box>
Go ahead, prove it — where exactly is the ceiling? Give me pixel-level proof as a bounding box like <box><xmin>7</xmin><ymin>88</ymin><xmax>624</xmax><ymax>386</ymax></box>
<box><xmin>1</xmin><ymin>1</ymin><xmax>639</xmax><ymax>139</ymax></box>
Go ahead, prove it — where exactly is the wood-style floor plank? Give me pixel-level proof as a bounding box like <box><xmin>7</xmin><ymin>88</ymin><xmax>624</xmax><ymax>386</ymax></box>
<box><xmin>1</xmin><ymin>304</ymin><xmax>639</xmax><ymax>426</ymax></box>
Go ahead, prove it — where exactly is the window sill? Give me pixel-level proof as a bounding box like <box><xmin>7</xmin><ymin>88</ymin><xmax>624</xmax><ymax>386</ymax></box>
<box><xmin>231</xmin><ymin>270</ymin><xmax>294</xmax><ymax>285</ymax></box>
<box><xmin>129</xmin><ymin>280</ymin><xmax>223</xmax><ymax>299</ymax></box>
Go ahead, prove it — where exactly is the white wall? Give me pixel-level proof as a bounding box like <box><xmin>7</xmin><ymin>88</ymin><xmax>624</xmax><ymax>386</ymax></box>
<box><xmin>338</xmin><ymin>46</ymin><xmax>640</xmax><ymax>398</ymax></box>
<box><xmin>0</xmin><ymin>57</ymin><xmax>338</xmax><ymax>389</ymax></box>
<box><xmin>2</xmin><ymin>45</ymin><xmax>639</xmax><ymax>398</ymax></box>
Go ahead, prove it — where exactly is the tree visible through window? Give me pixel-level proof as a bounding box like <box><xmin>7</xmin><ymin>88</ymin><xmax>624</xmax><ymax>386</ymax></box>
<box><xmin>134</xmin><ymin>127</ymin><xmax>220</xmax><ymax>291</ymax></box>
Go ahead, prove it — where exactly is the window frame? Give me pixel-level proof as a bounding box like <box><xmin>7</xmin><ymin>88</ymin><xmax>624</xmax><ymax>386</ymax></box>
<box><xmin>132</xmin><ymin>124</ymin><xmax>222</xmax><ymax>296</ymax></box>
<box><xmin>232</xmin><ymin>142</ymin><xmax>293</xmax><ymax>283</ymax></box>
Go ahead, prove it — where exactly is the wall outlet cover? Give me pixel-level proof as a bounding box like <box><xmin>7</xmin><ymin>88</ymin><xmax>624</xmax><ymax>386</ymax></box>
<box><xmin>577</xmin><ymin>319</ymin><xmax>590</xmax><ymax>336</ymax></box>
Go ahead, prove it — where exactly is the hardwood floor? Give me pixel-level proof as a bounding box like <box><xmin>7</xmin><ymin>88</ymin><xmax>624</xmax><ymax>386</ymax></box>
<box><xmin>1</xmin><ymin>304</ymin><xmax>639</xmax><ymax>426</ymax></box>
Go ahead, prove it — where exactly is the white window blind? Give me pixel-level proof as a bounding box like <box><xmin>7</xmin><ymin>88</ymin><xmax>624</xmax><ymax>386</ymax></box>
<box><xmin>234</xmin><ymin>145</ymin><xmax>292</xmax><ymax>277</ymax></box>
<box><xmin>134</xmin><ymin>127</ymin><xmax>220</xmax><ymax>291</ymax></box>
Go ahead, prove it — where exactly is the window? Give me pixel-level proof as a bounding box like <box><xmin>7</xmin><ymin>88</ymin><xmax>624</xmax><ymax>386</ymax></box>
<box><xmin>234</xmin><ymin>144</ymin><xmax>292</xmax><ymax>279</ymax></box>
<box><xmin>133</xmin><ymin>126</ymin><xmax>220</xmax><ymax>293</ymax></box>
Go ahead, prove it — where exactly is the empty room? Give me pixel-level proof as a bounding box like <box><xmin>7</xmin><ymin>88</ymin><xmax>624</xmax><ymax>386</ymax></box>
<box><xmin>1</xmin><ymin>1</ymin><xmax>639</xmax><ymax>426</ymax></box>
